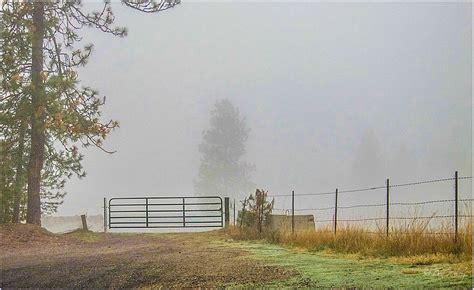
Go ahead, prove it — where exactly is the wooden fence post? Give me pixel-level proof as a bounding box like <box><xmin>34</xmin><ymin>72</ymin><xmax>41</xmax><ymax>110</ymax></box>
<box><xmin>81</xmin><ymin>214</ymin><xmax>88</xmax><ymax>231</ymax></box>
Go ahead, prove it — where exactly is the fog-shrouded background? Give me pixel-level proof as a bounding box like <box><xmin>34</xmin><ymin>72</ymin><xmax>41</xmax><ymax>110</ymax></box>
<box><xmin>56</xmin><ymin>2</ymin><xmax>471</xmax><ymax>222</ymax></box>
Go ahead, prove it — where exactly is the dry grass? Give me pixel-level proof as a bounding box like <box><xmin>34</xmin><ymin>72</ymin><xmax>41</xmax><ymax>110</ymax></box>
<box><xmin>226</xmin><ymin>215</ymin><xmax>472</xmax><ymax>262</ymax></box>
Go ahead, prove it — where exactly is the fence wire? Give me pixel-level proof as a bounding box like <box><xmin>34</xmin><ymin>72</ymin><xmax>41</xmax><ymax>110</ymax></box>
<box><xmin>267</xmin><ymin>173</ymin><xmax>472</xmax><ymax>237</ymax></box>
<box><xmin>273</xmin><ymin>198</ymin><xmax>474</xmax><ymax>212</ymax></box>
<box><xmin>268</xmin><ymin>176</ymin><xmax>472</xmax><ymax>198</ymax></box>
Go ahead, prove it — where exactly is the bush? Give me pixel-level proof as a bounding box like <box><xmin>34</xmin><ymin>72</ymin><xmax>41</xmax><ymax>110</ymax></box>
<box><xmin>238</xmin><ymin>189</ymin><xmax>274</xmax><ymax>233</ymax></box>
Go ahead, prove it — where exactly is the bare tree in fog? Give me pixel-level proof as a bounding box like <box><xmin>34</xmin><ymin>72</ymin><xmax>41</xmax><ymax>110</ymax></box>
<box><xmin>194</xmin><ymin>99</ymin><xmax>255</xmax><ymax>200</ymax></box>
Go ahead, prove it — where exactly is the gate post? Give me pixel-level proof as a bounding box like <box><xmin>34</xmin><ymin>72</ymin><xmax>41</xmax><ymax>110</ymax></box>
<box><xmin>103</xmin><ymin>197</ymin><xmax>107</xmax><ymax>233</ymax></box>
<box><xmin>224</xmin><ymin>197</ymin><xmax>230</xmax><ymax>227</ymax></box>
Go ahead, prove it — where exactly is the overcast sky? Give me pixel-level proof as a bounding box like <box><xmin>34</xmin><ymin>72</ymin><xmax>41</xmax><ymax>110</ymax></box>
<box><xmin>57</xmin><ymin>2</ymin><xmax>471</xmax><ymax>218</ymax></box>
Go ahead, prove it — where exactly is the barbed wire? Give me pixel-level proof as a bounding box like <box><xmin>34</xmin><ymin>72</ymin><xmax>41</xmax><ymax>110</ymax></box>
<box><xmin>391</xmin><ymin>198</ymin><xmax>473</xmax><ymax>206</ymax></box>
<box><xmin>273</xmin><ymin>198</ymin><xmax>474</xmax><ymax>212</ymax></box>
<box><xmin>389</xmin><ymin>176</ymin><xmax>472</xmax><ymax>188</ymax></box>
<box><xmin>390</xmin><ymin>215</ymin><xmax>473</xmax><ymax>220</ymax></box>
<box><xmin>268</xmin><ymin>176</ymin><xmax>472</xmax><ymax>198</ymax></box>
<box><xmin>339</xmin><ymin>203</ymin><xmax>385</xmax><ymax>209</ymax></box>
<box><xmin>339</xmin><ymin>186</ymin><xmax>386</xmax><ymax>194</ymax></box>
<box><xmin>273</xmin><ymin>206</ymin><xmax>335</xmax><ymax>211</ymax></box>
<box><xmin>389</xmin><ymin>177</ymin><xmax>454</xmax><ymax>188</ymax></box>
<box><xmin>313</xmin><ymin>214</ymin><xmax>473</xmax><ymax>223</ymax></box>
<box><xmin>310</xmin><ymin>230</ymin><xmax>468</xmax><ymax>235</ymax></box>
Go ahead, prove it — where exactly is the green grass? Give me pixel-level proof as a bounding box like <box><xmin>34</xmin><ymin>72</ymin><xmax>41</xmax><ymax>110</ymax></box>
<box><xmin>217</xmin><ymin>240</ymin><xmax>473</xmax><ymax>288</ymax></box>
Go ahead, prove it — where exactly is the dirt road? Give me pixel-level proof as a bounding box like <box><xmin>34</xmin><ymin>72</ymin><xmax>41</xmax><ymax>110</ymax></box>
<box><xmin>0</xmin><ymin>225</ymin><xmax>296</xmax><ymax>288</ymax></box>
<box><xmin>2</xmin><ymin>225</ymin><xmax>471</xmax><ymax>288</ymax></box>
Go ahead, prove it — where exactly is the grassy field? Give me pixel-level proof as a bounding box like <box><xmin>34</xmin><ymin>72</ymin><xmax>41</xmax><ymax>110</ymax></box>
<box><xmin>218</xmin><ymin>239</ymin><xmax>472</xmax><ymax>288</ymax></box>
<box><xmin>222</xmin><ymin>218</ymin><xmax>473</xmax><ymax>287</ymax></box>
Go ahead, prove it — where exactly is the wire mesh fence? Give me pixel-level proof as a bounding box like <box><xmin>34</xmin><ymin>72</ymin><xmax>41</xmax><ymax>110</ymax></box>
<box><xmin>266</xmin><ymin>171</ymin><xmax>472</xmax><ymax>240</ymax></box>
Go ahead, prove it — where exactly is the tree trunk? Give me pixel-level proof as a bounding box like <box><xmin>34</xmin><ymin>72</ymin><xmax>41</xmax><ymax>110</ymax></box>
<box><xmin>26</xmin><ymin>2</ymin><xmax>45</xmax><ymax>225</ymax></box>
<box><xmin>13</xmin><ymin>123</ymin><xmax>26</xmax><ymax>223</ymax></box>
<box><xmin>0</xmin><ymin>145</ymin><xmax>8</xmax><ymax>223</ymax></box>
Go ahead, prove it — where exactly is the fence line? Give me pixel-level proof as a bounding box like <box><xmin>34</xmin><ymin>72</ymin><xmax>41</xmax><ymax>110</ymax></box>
<box><xmin>274</xmin><ymin>198</ymin><xmax>474</xmax><ymax>212</ymax></box>
<box><xmin>266</xmin><ymin>171</ymin><xmax>472</xmax><ymax>241</ymax></box>
<box><xmin>268</xmin><ymin>175</ymin><xmax>472</xmax><ymax>198</ymax></box>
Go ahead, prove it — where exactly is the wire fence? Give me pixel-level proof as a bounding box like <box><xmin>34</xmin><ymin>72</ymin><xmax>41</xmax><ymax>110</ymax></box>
<box><xmin>266</xmin><ymin>171</ymin><xmax>472</xmax><ymax>240</ymax></box>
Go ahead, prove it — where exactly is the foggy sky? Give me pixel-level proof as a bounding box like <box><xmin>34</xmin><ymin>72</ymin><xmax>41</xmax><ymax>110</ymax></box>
<box><xmin>57</xmin><ymin>2</ymin><xmax>471</xmax><ymax>217</ymax></box>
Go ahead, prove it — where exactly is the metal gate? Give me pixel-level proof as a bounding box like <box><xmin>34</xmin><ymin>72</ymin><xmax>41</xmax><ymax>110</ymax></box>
<box><xmin>108</xmin><ymin>196</ymin><xmax>223</xmax><ymax>229</ymax></box>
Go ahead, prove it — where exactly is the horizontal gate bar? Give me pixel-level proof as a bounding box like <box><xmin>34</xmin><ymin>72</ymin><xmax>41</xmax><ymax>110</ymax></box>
<box><xmin>111</xmin><ymin>221</ymin><xmax>222</xmax><ymax>224</ymax></box>
<box><xmin>153</xmin><ymin>209</ymin><xmax>221</xmax><ymax>212</ymax></box>
<box><xmin>184</xmin><ymin>221</ymin><xmax>222</xmax><ymax>224</ymax></box>
<box><xmin>109</xmin><ymin>203</ymin><xmax>147</xmax><ymax>206</ymax></box>
<box><xmin>109</xmin><ymin>203</ymin><xmax>221</xmax><ymax>207</ymax></box>
<box><xmin>109</xmin><ymin>215</ymin><xmax>222</xmax><ymax>219</ymax></box>
<box><xmin>109</xmin><ymin>225</ymin><xmax>223</xmax><ymax>228</ymax></box>
<box><xmin>109</xmin><ymin>196</ymin><xmax>222</xmax><ymax>200</ymax></box>
<box><xmin>110</xmin><ymin>209</ymin><xmax>221</xmax><ymax>213</ymax></box>
<box><xmin>153</xmin><ymin>203</ymin><xmax>220</xmax><ymax>206</ymax></box>
<box><xmin>110</xmin><ymin>210</ymin><xmax>147</xmax><ymax>213</ymax></box>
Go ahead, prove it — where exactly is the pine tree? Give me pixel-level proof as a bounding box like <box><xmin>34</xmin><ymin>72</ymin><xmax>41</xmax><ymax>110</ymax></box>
<box><xmin>0</xmin><ymin>0</ymin><xmax>180</xmax><ymax>224</ymax></box>
<box><xmin>194</xmin><ymin>99</ymin><xmax>255</xmax><ymax>200</ymax></box>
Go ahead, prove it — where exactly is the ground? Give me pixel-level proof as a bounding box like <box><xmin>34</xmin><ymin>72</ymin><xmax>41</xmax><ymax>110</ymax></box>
<box><xmin>0</xmin><ymin>225</ymin><xmax>472</xmax><ymax>288</ymax></box>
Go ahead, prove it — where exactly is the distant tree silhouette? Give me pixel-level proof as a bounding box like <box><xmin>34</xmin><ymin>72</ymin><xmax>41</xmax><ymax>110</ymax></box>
<box><xmin>353</xmin><ymin>128</ymin><xmax>385</xmax><ymax>184</ymax></box>
<box><xmin>194</xmin><ymin>99</ymin><xmax>255</xmax><ymax>199</ymax></box>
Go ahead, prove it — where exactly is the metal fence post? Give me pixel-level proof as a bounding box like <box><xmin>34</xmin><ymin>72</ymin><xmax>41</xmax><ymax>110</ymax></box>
<box><xmin>454</xmin><ymin>171</ymin><xmax>458</xmax><ymax>243</ymax></box>
<box><xmin>334</xmin><ymin>189</ymin><xmax>338</xmax><ymax>236</ymax></box>
<box><xmin>224</xmin><ymin>197</ymin><xmax>230</xmax><ymax>227</ymax></box>
<box><xmin>103</xmin><ymin>197</ymin><xmax>107</xmax><ymax>233</ymax></box>
<box><xmin>386</xmin><ymin>178</ymin><xmax>390</xmax><ymax>237</ymax></box>
<box><xmin>291</xmin><ymin>190</ymin><xmax>295</xmax><ymax>235</ymax></box>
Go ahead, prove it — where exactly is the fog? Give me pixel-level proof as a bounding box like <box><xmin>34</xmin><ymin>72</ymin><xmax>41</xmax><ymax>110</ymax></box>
<box><xmin>56</xmin><ymin>2</ymin><xmax>471</xmax><ymax>220</ymax></box>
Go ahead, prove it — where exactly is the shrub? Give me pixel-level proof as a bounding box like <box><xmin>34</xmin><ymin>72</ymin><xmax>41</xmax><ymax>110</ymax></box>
<box><xmin>238</xmin><ymin>189</ymin><xmax>274</xmax><ymax>233</ymax></box>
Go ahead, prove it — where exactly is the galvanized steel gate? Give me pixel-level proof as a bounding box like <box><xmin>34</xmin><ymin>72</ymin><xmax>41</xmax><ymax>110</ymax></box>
<box><xmin>108</xmin><ymin>196</ymin><xmax>223</xmax><ymax>229</ymax></box>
